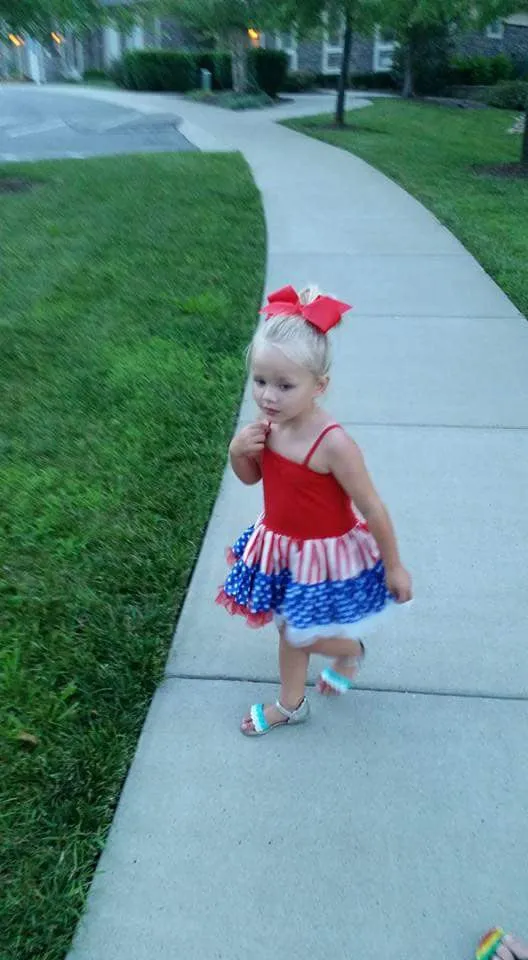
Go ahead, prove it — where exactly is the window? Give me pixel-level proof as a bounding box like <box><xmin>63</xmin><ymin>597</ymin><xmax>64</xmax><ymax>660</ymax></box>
<box><xmin>326</xmin><ymin>28</ymin><xmax>344</xmax><ymax>48</ymax></box>
<box><xmin>486</xmin><ymin>19</ymin><xmax>504</xmax><ymax>39</ymax></box>
<box><xmin>275</xmin><ymin>31</ymin><xmax>298</xmax><ymax>71</ymax></box>
<box><xmin>321</xmin><ymin>20</ymin><xmax>344</xmax><ymax>75</ymax></box>
<box><xmin>373</xmin><ymin>27</ymin><xmax>396</xmax><ymax>73</ymax></box>
<box><xmin>125</xmin><ymin>25</ymin><xmax>144</xmax><ymax>51</ymax></box>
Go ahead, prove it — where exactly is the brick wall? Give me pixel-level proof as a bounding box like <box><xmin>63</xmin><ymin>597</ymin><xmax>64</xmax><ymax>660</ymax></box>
<box><xmin>351</xmin><ymin>36</ymin><xmax>375</xmax><ymax>73</ymax></box>
<box><xmin>504</xmin><ymin>23</ymin><xmax>528</xmax><ymax>66</ymax></box>
<box><xmin>455</xmin><ymin>29</ymin><xmax>503</xmax><ymax>57</ymax></box>
<box><xmin>454</xmin><ymin>23</ymin><xmax>528</xmax><ymax>60</ymax></box>
<box><xmin>297</xmin><ymin>36</ymin><xmax>374</xmax><ymax>75</ymax></box>
<box><xmin>297</xmin><ymin>41</ymin><xmax>322</xmax><ymax>73</ymax></box>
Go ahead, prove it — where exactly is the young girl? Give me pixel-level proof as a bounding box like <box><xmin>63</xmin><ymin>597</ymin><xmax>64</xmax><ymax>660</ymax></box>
<box><xmin>216</xmin><ymin>284</ymin><xmax>412</xmax><ymax>736</ymax></box>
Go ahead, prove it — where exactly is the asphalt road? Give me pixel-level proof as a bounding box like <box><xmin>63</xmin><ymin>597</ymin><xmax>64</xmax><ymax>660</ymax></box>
<box><xmin>0</xmin><ymin>85</ymin><xmax>194</xmax><ymax>161</ymax></box>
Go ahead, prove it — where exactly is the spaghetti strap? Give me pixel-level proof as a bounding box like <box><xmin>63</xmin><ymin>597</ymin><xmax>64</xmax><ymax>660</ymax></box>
<box><xmin>303</xmin><ymin>424</ymin><xmax>342</xmax><ymax>467</ymax></box>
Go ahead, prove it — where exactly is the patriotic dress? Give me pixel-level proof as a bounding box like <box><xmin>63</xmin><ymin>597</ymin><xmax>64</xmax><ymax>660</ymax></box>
<box><xmin>216</xmin><ymin>424</ymin><xmax>393</xmax><ymax>647</ymax></box>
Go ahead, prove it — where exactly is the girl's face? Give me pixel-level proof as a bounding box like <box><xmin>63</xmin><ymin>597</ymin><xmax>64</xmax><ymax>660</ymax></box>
<box><xmin>251</xmin><ymin>344</ymin><xmax>326</xmax><ymax>424</ymax></box>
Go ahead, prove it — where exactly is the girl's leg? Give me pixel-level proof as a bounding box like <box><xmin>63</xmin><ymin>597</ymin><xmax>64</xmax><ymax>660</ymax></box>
<box><xmin>241</xmin><ymin>626</ymin><xmax>310</xmax><ymax>733</ymax></box>
<box><xmin>307</xmin><ymin>636</ymin><xmax>364</xmax><ymax>695</ymax></box>
<box><xmin>308</xmin><ymin>636</ymin><xmax>363</xmax><ymax>658</ymax></box>
<box><xmin>279</xmin><ymin>625</ymin><xmax>310</xmax><ymax>706</ymax></box>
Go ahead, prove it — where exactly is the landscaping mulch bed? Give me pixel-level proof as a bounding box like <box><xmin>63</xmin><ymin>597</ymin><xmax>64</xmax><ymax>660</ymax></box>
<box><xmin>473</xmin><ymin>162</ymin><xmax>528</xmax><ymax>179</ymax></box>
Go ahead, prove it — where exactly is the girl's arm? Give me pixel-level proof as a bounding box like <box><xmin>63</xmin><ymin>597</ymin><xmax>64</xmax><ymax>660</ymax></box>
<box><xmin>229</xmin><ymin>422</ymin><xmax>267</xmax><ymax>486</ymax></box>
<box><xmin>326</xmin><ymin>431</ymin><xmax>412</xmax><ymax>602</ymax></box>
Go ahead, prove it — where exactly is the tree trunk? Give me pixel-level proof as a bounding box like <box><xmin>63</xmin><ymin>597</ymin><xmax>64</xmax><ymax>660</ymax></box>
<box><xmin>75</xmin><ymin>36</ymin><xmax>85</xmax><ymax>77</ymax></box>
<box><xmin>402</xmin><ymin>41</ymin><xmax>414</xmax><ymax>98</ymax></box>
<box><xmin>335</xmin><ymin>21</ymin><xmax>353</xmax><ymax>128</ymax></box>
<box><xmin>0</xmin><ymin>38</ymin><xmax>9</xmax><ymax>79</ymax></box>
<box><xmin>522</xmin><ymin>105</ymin><xmax>528</xmax><ymax>168</ymax></box>
<box><xmin>229</xmin><ymin>28</ymin><xmax>249</xmax><ymax>94</ymax></box>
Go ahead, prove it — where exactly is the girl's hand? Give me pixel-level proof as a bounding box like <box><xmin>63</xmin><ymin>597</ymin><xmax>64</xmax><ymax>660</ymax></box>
<box><xmin>230</xmin><ymin>421</ymin><xmax>269</xmax><ymax>461</ymax></box>
<box><xmin>386</xmin><ymin>565</ymin><xmax>413</xmax><ymax>604</ymax></box>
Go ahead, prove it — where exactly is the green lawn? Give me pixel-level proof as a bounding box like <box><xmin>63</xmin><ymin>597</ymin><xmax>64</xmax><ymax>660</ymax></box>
<box><xmin>284</xmin><ymin>101</ymin><xmax>528</xmax><ymax>318</ymax></box>
<box><xmin>0</xmin><ymin>153</ymin><xmax>265</xmax><ymax>960</ymax></box>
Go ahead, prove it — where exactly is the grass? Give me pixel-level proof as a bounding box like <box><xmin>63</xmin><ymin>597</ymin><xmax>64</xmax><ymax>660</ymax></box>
<box><xmin>284</xmin><ymin>101</ymin><xmax>528</xmax><ymax>317</ymax></box>
<box><xmin>0</xmin><ymin>152</ymin><xmax>265</xmax><ymax>960</ymax></box>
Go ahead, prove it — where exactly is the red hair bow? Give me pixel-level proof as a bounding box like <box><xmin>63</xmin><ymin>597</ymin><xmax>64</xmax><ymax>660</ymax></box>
<box><xmin>260</xmin><ymin>285</ymin><xmax>352</xmax><ymax>334</ymax></box>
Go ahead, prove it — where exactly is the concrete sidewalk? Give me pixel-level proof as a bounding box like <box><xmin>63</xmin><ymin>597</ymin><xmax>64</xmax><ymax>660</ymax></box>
<box><xmin>64</xmin><ymin>89</ymin><xmax>528</xmax><ymax>959</ymax></box>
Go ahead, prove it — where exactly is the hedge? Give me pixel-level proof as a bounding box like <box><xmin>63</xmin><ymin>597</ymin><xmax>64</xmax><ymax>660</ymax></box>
<box><xmin>113</xmin><ymin>48</ymin><xmax>293</xmax><ymax>98</ymax></box>
<box><xmin>449</xmin><ymin>53</ymin><xmax>515</xmax><ymax>86</ymax></box>
<box><xmin>114</xmin><ymin>50</ymin><xmax>233</xmax><ymax>93</ymax></box>
<box><xmin>316</xmin><ymin>71</ymin><xmax>397</xmax><ymax>90</ymax></box>
<box><xmin>115</xmin><ymin>50</ymin><xmax>197</xmax><ymax>91</ymax></box>
<box><xmin>248</xmin><ymin>48</ymin><xmax>288</xmax><ymax>98</ymax></box>
<box><xmin>281</xmin><ymin>70</ymin><xmax>317</xmax><ymax>92</ymax></box>
<box><xmin>350</xmin><ymin>71</ymin><xmax>398</xmax><ymax>90</ymax></box>
<box><xmin>482</xmin><ymin>79</ymin><xmax>528</xmax><ymax>109</ymax></box>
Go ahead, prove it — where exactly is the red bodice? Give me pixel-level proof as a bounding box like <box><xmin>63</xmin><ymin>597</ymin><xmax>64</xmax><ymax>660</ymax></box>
<box><xmin>261</xmin><ymin>428</ymin><xmax>358</xmax><ymax>540</ymax></box>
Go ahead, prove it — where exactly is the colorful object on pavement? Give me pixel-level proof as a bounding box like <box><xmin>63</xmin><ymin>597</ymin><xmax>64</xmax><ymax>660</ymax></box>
<box><xmin>476</xmin><ymin>929</ymin><xmax>506</xmax><ymax>960</ymax></box>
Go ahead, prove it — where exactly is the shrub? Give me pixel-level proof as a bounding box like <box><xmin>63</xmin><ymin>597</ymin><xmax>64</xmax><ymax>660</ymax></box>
<box><xmin>483</xmin><ymin>79</ymin><xmax>528</xmax><ymax>109</ymax></box>
<box><xmin>197</xmin><ymin>51</ymin><xmax>232</xmax><ymax>89</ymax></box>
<box><xmin>314</xmin><ymin>74</ymin><xmax>339</xmax><ymax>88</ymax></box>
<box><xmin>119</xmin><ymin>50</ymin><xmax>198</xmax><ymax>92</ymax></box>
<box><xmin>248</xmin><ymin>48</ymin><xmax>288</xmax><ymax>98</ymax></box>
<box><xmin>510</xmin><ymin>55</ymin><xmax>528</xmax><ymax>80</ymax></box>
<box><xmin>281</xmin><ymin>70</ymin><xmax>317</xmax><ymax>92</ymax></box>
<box><xmin>451</xmin><ymin>54</ymin><xmax>493</xmax><ymax>85</ymax></box>
<box><xmin>314</xmin><ymin>71</ymin><xmax>397</xmax><ymax>90</ymax></box>
<box><xmin>83</xmin><ymin>68</ymin><xmax>108</xmax><ymax>81</ymax></box>
<box><xmin>186</xmin><ymin>90</ymin><xmax>274</xmax><ymax>109</ymax></box>
<box><xmin>449</xmin><ymin>53</ymin><xmax>515</xmax><ymax>86</ymax></box>
<box><xmin>350</xmin><ymin>71</ymin><xmax>398</xmax><ymax>90</ymax></box>
<box><xmin>489</xmin><ymin>53</ymin><xmax>516</xmax><ymax>83</ymax></box>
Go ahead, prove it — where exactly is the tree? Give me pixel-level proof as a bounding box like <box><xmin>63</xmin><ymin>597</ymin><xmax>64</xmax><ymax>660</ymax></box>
<box><xmin>167</xmin><ymin>0</ymin><xmax>277</xmax><ymax>92</ymax></box>
<box><xmin>281</xmin><ymin>0</ymin><xmax>380</xmax><ymax>126</ymax></box>
<box><xmin>376</xmin><ymin>0</ymin><xmax>465</xmax><ymax>98</ymax></box>
<box><xmin>381</xmin><ymin>0</ymin><xmax>528</xmax><ymax>102</ymax></box>
<box><xmin>474</xmin><ymin>0</ymin><xmax>528</xmax><ymax>167</ymax></box>
<box><xmin>0</xmin><ymin>0</ymin><xmax>109</xmax><ymax>81</ymax></box>
<box><xmin>0</xmin><ymin>0</ymin><xmax>150</xmax><ymax>85</ymax></box>
<box><xmin>336</xmin><ymin>15</ymin><xmax>353</xmax><ymax>126</ymax></box>
<box><xmin>0</xmin><ymin>0</ymin><xmax>106</xmax><ymax>37</ymax></box>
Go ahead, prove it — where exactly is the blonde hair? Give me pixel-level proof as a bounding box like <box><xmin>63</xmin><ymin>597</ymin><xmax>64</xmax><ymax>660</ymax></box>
<box><xmin>249</xmin><ymin>286</ymin><xmax>331</xmax><ymax>379</ymax></box>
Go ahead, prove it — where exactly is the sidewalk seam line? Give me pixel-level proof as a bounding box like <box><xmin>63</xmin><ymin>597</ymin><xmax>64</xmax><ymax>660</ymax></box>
<box><xmin>239</xmin><ymin>419</ymin><xmax>528</xmax><ymax>431</ymax></box>
<box><xmin>322</xmin><ymin>422</ymin><xmax>528</xmax><ymax>431</ymax></box>
<box><xmin>164</xmin><ymin>672</ymin><xmax>528</xmax><ymax>703</ymax></box>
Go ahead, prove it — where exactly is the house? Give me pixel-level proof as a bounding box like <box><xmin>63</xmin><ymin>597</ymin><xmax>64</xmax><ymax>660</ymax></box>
<box><xmin>0</xmin><ymin>19</ymin><xmax>198</xmax><ymax>83</ymax></box>
<box><xmin>2</xmin><ymin>11</ymin><xmax>528</xmax><ymax>85</ymax></box>
<box><xmin>261</xmin><ymin>16</ymin><xmax>528</xmax><ymax>79</ymax></box>
<box><xmin>89</xmin><ymin>12</ymin><xmax>528</xmax><ymax>78</ymax></box>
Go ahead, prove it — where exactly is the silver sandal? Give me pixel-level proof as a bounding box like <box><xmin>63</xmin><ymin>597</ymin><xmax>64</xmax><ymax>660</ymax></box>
<box><xmin>317</xmin><ymin>641</ymin><xmax>366</xmax><ymax>695</ymax></box>
<box><xmin>241</xmin><ymin>697</ymin><xmax>310</xmax><ymax>737</ymax></box>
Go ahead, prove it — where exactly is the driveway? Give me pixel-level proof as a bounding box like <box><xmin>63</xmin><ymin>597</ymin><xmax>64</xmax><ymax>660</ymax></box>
<box><xmin>0</xmin><ymin>85</ymin><xmax>193</xmax><ymax>161</ymax></box>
